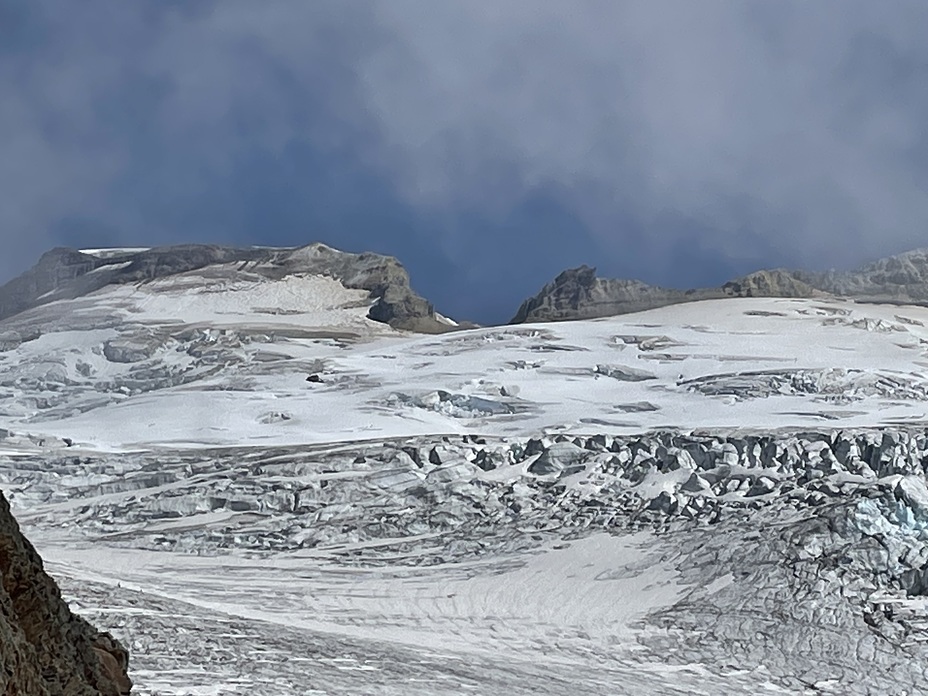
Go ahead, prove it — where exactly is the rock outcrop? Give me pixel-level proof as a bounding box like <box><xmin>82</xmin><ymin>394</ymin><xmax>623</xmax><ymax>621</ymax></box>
<box><xmin>274</xmin><ymin>245</ymin><xmax>444</xmax><ymax>333</ymax></box>
<box><xmin>510</xmin><ymin>265</ymin><xmax>709</xmax><ymax>323</ymax></box>
<box><xmin>512</xmin><ymin>247</ymin><xmax>928</xmax><ymax>323</ymax></box>
<box><xmin>0</xmin><ymin>243</ymin><xmax>451</xmax><ymax>333</ymax></box>
<box><xmin>0</xmin><ymin>491</ymin><xmax>131</xmax><ymax>695</ymax></box>
<box><xmin>721</xmin><ymin>268</ymin><xmax>822</xmax><ymax>299</ymax></box>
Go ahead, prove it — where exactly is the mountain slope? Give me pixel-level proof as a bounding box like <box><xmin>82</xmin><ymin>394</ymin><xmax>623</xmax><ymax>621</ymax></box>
<box><xmin>510</xmin><ymin>265</ymin><xmax>699</xmax><ymax>323</ymax></box>
<box><xmin>512</xmin><ymin>248</ymin><xmax>928</xmax><ymax>323</ymax></box>
<box><xmin>801</xmin><ymin>247</ymin><xmax>928</xmax><ymax>304</ymax></box>
<box><xmin>6</xmin><ymin>294</ymin><xmax>928</xmax><ymax>450</ymax></box>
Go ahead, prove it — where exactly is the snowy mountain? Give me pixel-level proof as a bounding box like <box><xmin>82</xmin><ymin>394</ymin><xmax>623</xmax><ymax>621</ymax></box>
<box><xmin>512</xmin><ymin>247</ymin><xmax>928</xmax><ymax>323</ymax></box>
<box><xmin>4</xmin><ymin>245</ymin><xmax>928</xmax><ymax>693</ymax></box>
<box><xmin>0</xmin><ymin>243</ymin><xmax>453</xmax><ymax>333</ymax></box>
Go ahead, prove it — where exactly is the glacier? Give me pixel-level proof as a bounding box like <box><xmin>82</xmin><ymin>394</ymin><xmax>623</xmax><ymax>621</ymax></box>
<box><xmin>3</xmin><ymin>258</ymin><xmax>928</xmax><ymax>693</ymax></box>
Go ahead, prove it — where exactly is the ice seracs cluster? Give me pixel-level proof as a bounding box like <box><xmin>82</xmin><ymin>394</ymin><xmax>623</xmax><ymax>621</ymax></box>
<box><xmin>7</xmin><ymin>428</ymin><xmax>928</xmax><ymax>693</ymax></box>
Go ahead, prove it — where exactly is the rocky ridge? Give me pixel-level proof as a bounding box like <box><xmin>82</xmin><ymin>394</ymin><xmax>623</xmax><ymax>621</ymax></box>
<box><xmin>0</xmin><ymin>491</ymin><xmax>130</xmax><ymax>695</ymax></box>
<box><xmin>0</xmin><ymin>243</ymin><xmax>451</xmax><ymax>333</ymax></box>
<box><xmin>512</xmin><ymin>248</ymin><xmax>928</xmax><ymax>323</ymax></box>
<box><xmin>510</xmin><ymin>266</ymin><xmax>696</xmax><ymax>324</ymax></box>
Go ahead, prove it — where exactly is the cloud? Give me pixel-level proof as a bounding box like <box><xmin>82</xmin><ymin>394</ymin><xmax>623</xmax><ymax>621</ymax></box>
<box><xmin>355</xmin><ymin>1</ymin><xmax>928</xmax><ymax>272</ymax></box>
<box><xmin>1</xmin><ymin>1</ymin><xmax>927</xmax><ymax>322</ymax></box>
<box><xmin>0</xmin><ymin>1</ymin><xmax>381</xmax><ymax>272</ymax></box>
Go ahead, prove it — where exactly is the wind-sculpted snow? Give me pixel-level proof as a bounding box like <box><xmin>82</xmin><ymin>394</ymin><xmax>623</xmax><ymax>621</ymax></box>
<box><xmin>3</xmin><ymin>430</ymin><xmax>928</xmax><ymax>693</ymax></box>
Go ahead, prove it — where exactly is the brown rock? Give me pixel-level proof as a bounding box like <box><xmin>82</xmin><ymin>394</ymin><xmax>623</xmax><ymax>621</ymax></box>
<box><xmin>0</xmin><ymin>492</ymin><xmax>131</xmax><ymax>695</ymax></box>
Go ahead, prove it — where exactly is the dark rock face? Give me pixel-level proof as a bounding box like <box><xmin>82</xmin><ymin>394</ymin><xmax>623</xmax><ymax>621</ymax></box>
<box><xmin>511</xmin><ymin>265</ymin><xmax>714</xmax><ymax>323</ymax></box>
<box><xmin>0</xmin><ymin>243</ymin><xmax>451</xmax><ymax>333</ymax></box>
<box><xmin>512</xmin><ymin>248</ymin><xmax>928</xmax><ymax>323</ymax></box>
<box><xmin>0</xmin><ymin>492</ymin><xmax>131</xmax><ymax>695</ymax></box>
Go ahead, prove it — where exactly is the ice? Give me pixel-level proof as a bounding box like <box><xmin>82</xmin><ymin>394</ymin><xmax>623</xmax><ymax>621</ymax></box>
<box><xmin>5</xmin><ymin>270</ymin><xmax>928</xmax><ymax>692</ymax></box>
<box><xmin>79</xmin><ymin>247</ymin><xmax>151</xmax><ymax>257</ymax></box>
<box><xmin>5</xmin><ymin>430</ymin><xmax>928</xmax><ymax>692</ymax></box>
<box><xmin>388</xmin><ymin>390</ymin><xmax>516</xmax><ymax>417</ymax></box>
<box><xmin>6</xmin><ymin>294</ymin><xmax>928</xmax><ymax>451</ymax></box>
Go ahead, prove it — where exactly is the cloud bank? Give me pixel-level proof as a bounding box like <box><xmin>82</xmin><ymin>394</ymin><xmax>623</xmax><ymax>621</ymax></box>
<box><xmin>1</xmin><ymin>0</ymin><xmax>927</xmax><ymax>321</ymax></box>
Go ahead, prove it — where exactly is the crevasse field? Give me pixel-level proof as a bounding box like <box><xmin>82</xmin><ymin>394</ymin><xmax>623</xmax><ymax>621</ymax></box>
<box><xmin>3</xmin><ymin>261</ymin><xmax>928</xmax><ymax>694</ymax></box>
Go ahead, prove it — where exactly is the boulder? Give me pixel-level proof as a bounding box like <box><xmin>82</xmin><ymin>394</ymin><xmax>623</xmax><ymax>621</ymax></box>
<box><xmin>103</xmin><ymin>339</ymin><xmax>154</xmax><ymax>364</ymax></box>
<box><xmin>528</xmin><ymin>442</ymin><xmax>588</xmax><ymax>476</ymax></box>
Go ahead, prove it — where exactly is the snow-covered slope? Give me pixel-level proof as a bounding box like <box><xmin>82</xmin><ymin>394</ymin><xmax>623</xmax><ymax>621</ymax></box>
<box><xmin>4</xmin><ymin>291</ymin><xmax>928</xmax><ymax>451</ymax></box>
<box><xmin>4</xmin><ymin>263</ymin><xmax>928</xmax><ymax>694</ymax></box>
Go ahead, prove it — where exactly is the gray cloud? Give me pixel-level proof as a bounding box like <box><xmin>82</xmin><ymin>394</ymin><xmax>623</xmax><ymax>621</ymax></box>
<box><xmin>356</xmin><ymin>1</ymin><xmax>928</xmax><ymax>271</ymax></box>
<box><xmin>1</xmin><ymin>1</ymin><xmax>927</xmax><ymax>320</ymax></box>
<box><xmin>0</xmin><ymin>0</ymin><xmax>381</xmax><ymax>276</ymax></box>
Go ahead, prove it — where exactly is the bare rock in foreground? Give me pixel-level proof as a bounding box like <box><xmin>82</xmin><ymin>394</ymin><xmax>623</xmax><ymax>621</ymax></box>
<box><xmin>0</xmin><ymin>492</ymin><xmax>131</xmax><ymax>695</ymax></box>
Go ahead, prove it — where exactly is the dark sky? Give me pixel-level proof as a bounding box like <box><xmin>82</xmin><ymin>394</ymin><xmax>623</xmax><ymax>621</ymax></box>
<box><xmin>2</xmin><ymin>1</ymin><xmax>928</xmax><ymax>323</ymax></box>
